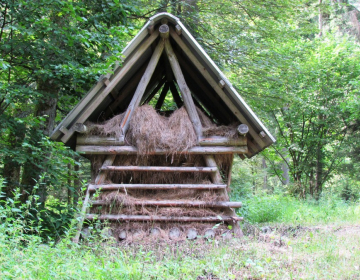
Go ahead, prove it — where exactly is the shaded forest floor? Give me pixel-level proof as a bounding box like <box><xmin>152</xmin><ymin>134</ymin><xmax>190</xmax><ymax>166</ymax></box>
<box><xmin>1</xmin><ymin>221</ymin><xmax>359</xmax><ymax>279</ymax></box>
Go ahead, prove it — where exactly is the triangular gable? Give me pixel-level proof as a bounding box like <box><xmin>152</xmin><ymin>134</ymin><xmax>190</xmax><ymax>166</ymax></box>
<box><xmin>51</xmin><ymin>12</ymin><xmax>275</xmax><ymax>157</ymax></box>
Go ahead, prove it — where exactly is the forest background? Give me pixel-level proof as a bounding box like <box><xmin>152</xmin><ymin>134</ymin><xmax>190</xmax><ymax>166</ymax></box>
<box><xmin>0</xmin><ymin>0</ymin><xmax>360</xmax><ymax>240</ymax></box>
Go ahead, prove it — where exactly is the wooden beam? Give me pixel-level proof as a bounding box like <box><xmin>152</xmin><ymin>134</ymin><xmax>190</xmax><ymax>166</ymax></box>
<box><xmin>155</xmin><ymin>82</ymin><xmax>170</xmax><ymax>110</ymax></box>
<box><xmin>62</xmin><ymin>31</ymin><xmax>160</xmax><ymax>143</ymax></box>
<box><xmin>169</xmin><ymin>81</ymin><xmax>183</xmax><ymax>108</ymax></box>
<box><xmin>77</xmin><ymin>135</ymin><xmax>125</xmax><ymax>146</ymax></box>
<box><xmin>100</xmin><ymin>166</ymin><xmax>217</xmax><ymax>173</ymax></box>
<box><xmin>176</xmin><ymin>54</ymin><xmax>232</xmax><ymax>123</ymax></box>
<box><xmin>76</xmin><ymin>145</ymin><xmax>248</xmax><ymax>155</ymax></box>
<box><xmin>199</xmin><ymin>136</ymin><xmax>247</xmax><ymax>146</ymax></box>
<box><xmin>85</xmin><ymin>214</ymin><xmax>243</xmax><ymax>222</ymax></box>
<box><xmin>204</xmin><ymin>154</ymin><xmax>243</xmax><ymax>237</ymax></box>
<box><xmin>159</xmin><ymin>24</ymin><xmax>169</xmax><ymax>39</ymax></box>
<box><xmin>143</xmin><ymin>77</ymin><xmax>166</xmax><ymax>104</ymax></box>
<box><xmin>170</xmin><ymin>28</ymin><xmax>266</xmax><ymax>148</ymax></box>
<box><xmin>91</xmin><ymin>200</ymin><xmax>242</xmax><ymax>208</ymax></box>
<box><xmin>164</xmin><ymin>38</ymin><xmax>203</xmax><ymax>138</ymax></box>
<box><xmin>88</xmin><ymin>183</ymin><xmax>226</xmax><ymax>191</ymax></box>
<box><xmin>73</xmin><ymin>155</ymin><xmax>115</xmax><ymax>243</ymax></box>
<box><xmin>76</xmin><ymin>135</ymin><xmax>246</xmax><ymax>146</ymax></box>
<box><xmin>119</xmin><ymin>39</ymin><xmax>165</xmax><ymax>136</ymax></box>
<box><xmin>104</xmin><ymin>62</ymin><xmax>148</xmax><ymax>118</ymax></box>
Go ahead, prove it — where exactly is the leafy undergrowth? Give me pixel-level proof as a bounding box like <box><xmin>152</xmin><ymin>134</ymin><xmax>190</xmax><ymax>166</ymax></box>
<box><xmin>237</xmin><ymin>194</ymin><xmax>360</xmax><ymax>225</ymax></box>
<box><xmin>1</xmin><ymin>223</ymin><xmax>360</xmax><ymax>279</ymax></box>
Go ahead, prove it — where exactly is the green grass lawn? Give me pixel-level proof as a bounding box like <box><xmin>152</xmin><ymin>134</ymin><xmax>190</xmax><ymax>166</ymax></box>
<box><xmin>1</xmin><ymin>197</ymin><xmax>359</xmax><ymax>279</ymax></box>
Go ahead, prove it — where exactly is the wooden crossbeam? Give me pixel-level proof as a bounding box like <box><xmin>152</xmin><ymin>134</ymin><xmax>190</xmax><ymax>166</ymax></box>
<box><xmin>91</xmin><ymin>200</ymin><xmax>242</xmax><ymax>208</ymax></box>
<box><xmin>155</xmin><ymin>82</ymin><xmax>170</xmax><ymax>110</ymax></box>
<box><xmin>170</xmin><ymin>27</ymin><xmax>267</xmax><ymax>148</ymax></box>
<box><xmin>77</xmin><ymin>135</ymin><xmax>247</xmax><ymax>147</ymax></box>
<box><xmin>61</xmin><ymin>31</ymin><xmax>160</xmax><ymax>143</ymax></box>
<box><xmin>100</xmin><ymin>166</ymin><xmax>217</xmax><ymax>173</ymax></box>
<box><xmin>143</xmin><ymin>77</ymin><xmax>166</xmax><ymax>104</ymax></box>
<box><xmin>85</xmin><ymin>214</ymin><xmax>243</xmax><ymax>222</ymax></box>
<box><xmin>76</xmin><ymin>145</ymin><xmax>248</xmax><ymax>155</ymax></box>
<box><xmin>164</xmin><ymin>36</ymin><xmax>202</xmax><ymax>138</ymax></box>
<box><xmin>119</xmin><ymin>39</ymin><xmax>165</xmax><ymax>136</ymax></box>
<box><xmin>88</xmin><ymin>183</ymin><xmax>226</xmax><ymax>192</ymax></box>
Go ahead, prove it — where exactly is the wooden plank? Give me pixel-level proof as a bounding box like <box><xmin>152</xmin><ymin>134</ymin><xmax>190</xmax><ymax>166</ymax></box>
<box><xmin>76</xmin><ymin>145</ymin><xmax>248</xmax><ymax>155</ymax></box>
<box><xmin>88</xmin><ymin>183</ymin><xmax>226</xmax><ymax>191</ymax></box>
<box><xmin>119</xmin><ymin>39</ymin><xmax>165</xmax><ymax>136</ymax></box>
<box><xmin>100</xmin><ymin>166</ymin><xmax>217</xmax><ymax>173</ymax></box>
<box><xmin>62</xmin><ymin>31</ymin><xmax>160</xmax><ymax>143</ymax></box>
<box><xmin>91</xmin><ymin>200</ymin><xmax>242</xmax><ymax>208</ymax></box>
<box><xmin>164</xmin><ymin>39</ymin><xmax>203</xmax><ymax>139</ymax></box>
<box><xmin>199</xmin><ymin>136</ymin><xmax>247</xmax><ymax>146</ymax></box>
<box><xmin>85</xmin><ymin>214</ymin><xmax>243</xmax><ymax>222</ymax></box>
<box><xmin>170</xmin><ymin>28</ymin><xmax>266</xmax><ymax>149</ymax></box>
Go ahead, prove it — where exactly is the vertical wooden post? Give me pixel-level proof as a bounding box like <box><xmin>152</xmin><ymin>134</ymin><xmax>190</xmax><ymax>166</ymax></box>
<box><xmin>203</xmin><ymin>155</ymin><xmax>243</xmax><ymax>237</ymax></box>
<box><xmin>73</xmin><ymin>155</ymin><xmax>116</xmax><ymax>243</ymax></box>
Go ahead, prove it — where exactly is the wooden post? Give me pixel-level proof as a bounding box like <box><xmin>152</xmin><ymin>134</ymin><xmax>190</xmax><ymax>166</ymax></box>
<box><xmin>169</xmin><ymin>81</ymin><xmax>183</xmax><ymax>108</ymax></box>
<box><xmin>203</xmin><ymin>155</ymin><xmax>243</xmax><ymax>237</ymax></box>
<box><xmin>119</xmin><ymin>39</ymin><xmax>165</xmax><ymax>136</ymax></box>
<box><xmin>143</xmin><ymin>77</ymin><xmax>166</xmax><ymax>104</ymax></box>
<box><xmin>72</xmin><ymin>155</ymin><xmax>116</xmax><ymax>243</ymax></box>
<box><xmin>164</xmin><ymin>36</ymin><xmax>203</xmax><ymax>139</ymax></box>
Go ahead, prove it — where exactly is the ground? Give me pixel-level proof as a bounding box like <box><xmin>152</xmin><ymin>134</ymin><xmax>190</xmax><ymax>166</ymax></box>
<box><xmin>1</xmin><ymin>222</ymin><xmax>359</xmax><ymax>279</ymax></box>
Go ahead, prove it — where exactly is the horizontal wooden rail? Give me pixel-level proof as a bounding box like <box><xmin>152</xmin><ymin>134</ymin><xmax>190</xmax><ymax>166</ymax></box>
<box><xmin>88</xmin><ymin>183</ymin><xmax>227</xmax><ymax>192</ymax></box>
<box><xmin>85</xmin><ymin>214</ymin><xmax>243</xmax><ymax>222</ymax></box>
<box><xmin>77</xmin><ymin>135</ymin><xmax>246</xmax><ymax>147</ymax></box>
<box><xmin>199</xmin><ymin>136</ymin><xmax>246</xmax><ymax>146</ymax></box>
<box><xmin>100</xmin><ymin>166</ymin><xmax>217</xmax><ymax>173</ymax></box>
<box><xmin>76</xmin><ymin>145</ymin><xmax>247</xmax><ymax>155</ymax></box>
<box><xmin>91</xmin><ymin>199</ymin><xmax>242</xmax><ymax>208</ymax></box>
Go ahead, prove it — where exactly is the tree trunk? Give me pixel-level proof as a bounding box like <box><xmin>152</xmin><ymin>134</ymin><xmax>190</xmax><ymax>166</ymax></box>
<box><xmin>20</xmin><ymin>79</ymin><xmax>59</xmax><ymax>205</ymax></box>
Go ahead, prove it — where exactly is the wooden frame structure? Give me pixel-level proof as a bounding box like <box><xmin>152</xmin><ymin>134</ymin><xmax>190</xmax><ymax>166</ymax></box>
<box><xmin>51</xmin><ymin>13</ymin><xmax>275</xmax><ymax>242</ymax></box>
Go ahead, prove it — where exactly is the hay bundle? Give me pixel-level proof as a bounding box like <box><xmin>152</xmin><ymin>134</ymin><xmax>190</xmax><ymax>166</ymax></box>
<box><xmin>85</xmin><ymin>105</ymin><xmax>239</xmax><ymax>155</ymax></box>
<box><xmin>127</xmin><ymin>105</ymin><xmax>197</xmax><ymax>155</ymax></box>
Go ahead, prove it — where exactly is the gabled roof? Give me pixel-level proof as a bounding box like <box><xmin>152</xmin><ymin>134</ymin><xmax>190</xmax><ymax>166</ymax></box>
<box><xmin>50</xmin><ymin>12</ymin><xmax>275</xmax><ymax>157</ymax></box>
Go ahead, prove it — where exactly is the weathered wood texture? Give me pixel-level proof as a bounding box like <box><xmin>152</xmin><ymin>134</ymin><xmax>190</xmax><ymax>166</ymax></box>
<box><xmin>88</xmin><ymin>183</ymin><xmax>226</xmax><ymax>191</ymax></box>
<box><xmin>100</xmin><ymin>166</ymin><xmax>217</xmax><ymax>173</ymax></box>
<box><xmin>169</xmin><ymin>27</ymin><xmax>266</xmax><ymax>148</ymax></box>
<box><xmin>61</xmin><ymin>31</ymin><xmax>160</xmax><ymax>143</ymax></box>
<box><xmin>91</xmin><ymin>200</ymin><xmax>242</xmax><ymax>208</ymax></box>
<box><xmin>203</xmin><ymin>154</ymin><xmax>243</xmax><ymax>237</ymax></box>
<box><xmin>76</xmin><ymin>145</ymin><xmax>248</xmax><ymax>155</ymax></box>
<box><xmin>119</xmin><ymin>39</ymin><xmax>165</xmax><ymax>136</ymax></box>
<box><xmin>86</xmin><ymin>214</ymin><xmax>243</xmax><ymax>222</ymax></box>
<box><xmin>73</xmin><ymin>155</ymin><xmax>116</xmax><ymax>243</ymax></box>
<box><xmin>77</xmin><ymin>135</ymin><xmax>246</xmax><ymax>147</ymax></box>
<box><xmin>164</xmin><ymin>37</ymin><xmax>202</xmax><ymax>138</ymax></box>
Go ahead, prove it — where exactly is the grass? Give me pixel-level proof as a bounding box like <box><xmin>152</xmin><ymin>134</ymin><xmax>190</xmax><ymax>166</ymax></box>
<box><xmin>1</xmin><ymin>223</ymin><xmax>360</xmax><ymax>279</ymax></box>
<box><xmin>1</xmin><ymin>191</ymin><xmax>360</xmax><ymax>279</ymax></box>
